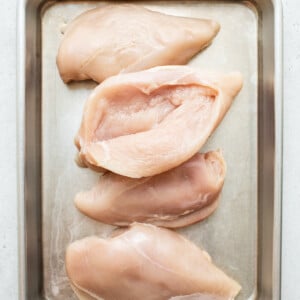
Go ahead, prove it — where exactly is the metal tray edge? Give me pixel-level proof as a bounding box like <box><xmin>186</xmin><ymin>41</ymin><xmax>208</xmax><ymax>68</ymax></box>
<box><xmin>17</xmin><ymin>1</ymin><xmax>26</xmax><ymax>300</ymax></box>
<box><xmin>273</xmin><ymin>0</ymin><xmax>283</xmax><ymax>299</ymax></box>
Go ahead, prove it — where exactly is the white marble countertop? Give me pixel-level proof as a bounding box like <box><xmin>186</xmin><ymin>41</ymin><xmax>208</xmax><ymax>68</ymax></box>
<box><xmin>0</xmin><ymin>0</ymin><xmax>299</xmax><ymax>299</ymax></box>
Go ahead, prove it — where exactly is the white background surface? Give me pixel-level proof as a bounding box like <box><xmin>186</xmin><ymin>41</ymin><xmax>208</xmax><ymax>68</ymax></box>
<box><xmin>0</xmin><ymin>0</ymin><xmax>299</xmax><ymax>299</ymax></box>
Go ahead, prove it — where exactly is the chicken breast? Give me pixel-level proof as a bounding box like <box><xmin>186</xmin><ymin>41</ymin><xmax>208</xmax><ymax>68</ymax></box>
<box><xmin>66</xmin><ymin>223</ymin><xmax>241</xmax><ymax>300</ymax></box>
<box><xmin>75</xmin><ymin>151</ymin><xmax>225</xmax><ymax>228</ymax></box>
<box><xmin>56</xmin><ymin>4</ymin><xmax>220</xmax><ymax>83</ymax></box>
<box><xmin>75</xmin><ymin>66</ymin><xmax>243</xmax><ymax>178</ymax></box>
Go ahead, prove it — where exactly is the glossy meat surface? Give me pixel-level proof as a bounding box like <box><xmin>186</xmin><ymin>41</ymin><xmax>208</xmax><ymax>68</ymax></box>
<box><xmin>75</xmin><ymin>66</ymin><xmax>243</xmax><ymax>178</ymax></box>
<box><xmin>66</xmin><ymin>223</ymin><xmax>241</xmax><ymax>300</ymax></box>
<box><xmin>57</xmin><ymin>4</ymin><xmax>220</xmax><ymax>83</ymax></box>
<box><xmin>75</xmin><ymin>151</ymin><xmax>226</xmax><ymax>228</ymax></box>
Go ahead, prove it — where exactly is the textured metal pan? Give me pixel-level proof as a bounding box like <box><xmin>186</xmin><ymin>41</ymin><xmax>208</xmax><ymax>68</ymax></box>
<box><xmin>17</xmin><ymin>0</ymin><xmax>283</xmax><ymax>299</ymax></box>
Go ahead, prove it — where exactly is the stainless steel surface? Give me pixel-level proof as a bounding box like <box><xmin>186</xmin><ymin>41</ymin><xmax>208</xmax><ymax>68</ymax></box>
<box><xmin>17</xmin><ymin>0</ymin><xmax>282</xmax><ymax>299</ymax></box>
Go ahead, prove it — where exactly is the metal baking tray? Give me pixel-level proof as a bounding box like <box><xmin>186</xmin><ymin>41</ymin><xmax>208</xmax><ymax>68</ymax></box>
<box><xmin>17</xmin><ymin>0</ymin><xmax>282</xmax><ymax>299</ymax></box>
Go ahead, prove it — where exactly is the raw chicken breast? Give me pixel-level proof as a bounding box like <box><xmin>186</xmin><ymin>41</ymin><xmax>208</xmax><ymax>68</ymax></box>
<box><xmin>75</xmin><ymin>66</ymin><xmax>243</xmax><ymax>178</ymax></box>
<box><xmin>75</xmin><ymin>151</ymin><xmax>225</xmax><ymax>228</ymax></box>
<box><xmin>56</xmin><ymin>4</ymin><xmax>220</xmax><ymax>83</ymax></box>
<box><xmin>66</xmin><ymin>223</ymin><xmax>241</xmax><ymax>300</ymax></box>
